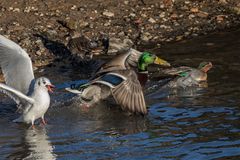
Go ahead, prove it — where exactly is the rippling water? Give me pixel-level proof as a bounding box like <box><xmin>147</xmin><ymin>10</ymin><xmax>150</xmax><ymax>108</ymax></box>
<box><xmin>1</xmin><ymin>29</ymin><xmax>240</xmax><ymax>160</ymax></box>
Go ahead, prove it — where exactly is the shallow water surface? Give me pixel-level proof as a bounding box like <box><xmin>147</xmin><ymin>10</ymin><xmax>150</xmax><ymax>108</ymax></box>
<box><xmin>1</xmin><ymin>29</ymin><xmax>240</xmax><ymax>160</ymax></box>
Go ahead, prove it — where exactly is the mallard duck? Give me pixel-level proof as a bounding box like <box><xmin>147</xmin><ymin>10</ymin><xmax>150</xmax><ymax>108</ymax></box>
<box><xmin>161</xmin><ymin>62</ymin><xmax>213</xmax><ymax>88</ymax></box>
<box><xmin>66</xmin><ymin>49</ymin><xmax>170</xmax><ymax>115</ymax></box>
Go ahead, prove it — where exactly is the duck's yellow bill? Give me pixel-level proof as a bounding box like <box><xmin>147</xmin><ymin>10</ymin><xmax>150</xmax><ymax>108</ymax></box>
<box><xmin>154</xmin><ymin>57</ymin><xmax>171</xmax><ymax>66</ymax></box>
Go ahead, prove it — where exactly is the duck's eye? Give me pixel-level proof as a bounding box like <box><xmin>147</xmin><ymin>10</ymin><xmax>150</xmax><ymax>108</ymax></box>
<box><xmin>43</xmin><ymin>81</ymin><xmax>46</xmax><ymax>85</ymax></box>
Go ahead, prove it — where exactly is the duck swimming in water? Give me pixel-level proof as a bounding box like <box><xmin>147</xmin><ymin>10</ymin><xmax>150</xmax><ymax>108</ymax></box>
<box><xmin>161</xmin><ymin>62</ymin><xmax>213</xmax><ymax>88</ymax></box>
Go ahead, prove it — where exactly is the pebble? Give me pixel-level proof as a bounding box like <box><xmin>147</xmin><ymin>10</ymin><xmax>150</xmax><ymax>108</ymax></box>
<box><xmin>124</xmin><ymin>1</ymin><xmax>129</xmax><ymax>5</ymax></box>
<box><xmin>47</xmin><ymin>30</ymin><xmax>58</xmax><ymax>37</ymax></box>
<box><xmin>118</xmin><ymin>31</ymin><xmax>125</xmax><ymax>36</ymax></box>
<box><xmin>190</xmin><ymin>7</ymin><xmax>199</xmax><ymax>13</ymax></box>
<box><xmin>189</xmin><ymin>14</ymin><xmax>195</xmax><ymax>19</ymax></box>
<box><xmin>170</xmin><ymin>13</ymin><xmax>178</xmax><ymax>19</ymax></box>
<box><xmin>159</xmin><ymin>12</ymin><xmax>165</xmax><ymax>18</ymax></box>
<box><xmin>176</xmin><ymin>35</ymin><xmax>183</xmax><ymax>41</ymax></box>
<box><xmin>219</xmin><ymin>0</ymin><xmax>228</xmax><ymax>4</ymax></box>
<box><xmin>71</xmin><ymin>5</ymin><xmax>77</xmax><ymax>10</ymax></box>
<box><xmin>232</xmin><ymin>7</ymin><xmax>240</xmax><ymax>15</ymax></box>
<box><xmin>197</xmin><ymin>11</ymin><xmax>209</xmax><ymax>18</ymax></box>
<box><xmin>160</xmin><ymin>25</ymin><xmax>168</xmax><ymax>29</ymax></box>
<box><xmin>103</xmin><ymin>11</ymin><xmax>114</xmax><ymax>17</ymax></box>
<box><xmin>216</xmin><ymin>15</ymin><xmax>225</xmax><ymax>22</ymax></box>
<box><xmin>153</xmin><ymin>24</ymin><xmax>160</xmax><ymax>29</ymax></box>
<box><xmin>148</xmin><ymin>18</ymin><xmax>156</xmax><ymax>23</ymax></box>
<box><xmin>79</xmin><ymin>21</ymin><xmax>89</xmax><ymax>27</ymax></box>
<box><xmin>36</xmin><ymin>50</ymin><xmax>42</xmax><ymax>56</ymax></box>
<box><xmin>13</xmin><ymin>8</ymin><xmax>20</xmax><ymax>12</ymax></box>
<box><xmin>141</xmin><ymin>32</ymin><xmax>151</xmax><ymax>42</ymax></box>
<box><xmin>129</xmin><ymin>13</ymin><xmax>136</xmax><ymax>17</ymax></box>
<box><xmin>104</xmin><ymin>22</ymin><xmax>111</xmax><ymax>26</ymax></box>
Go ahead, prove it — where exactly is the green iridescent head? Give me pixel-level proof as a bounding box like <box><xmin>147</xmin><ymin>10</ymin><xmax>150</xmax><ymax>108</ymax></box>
<box><xmin>138</xmin><ymin>52</ymin><xmax>170</xmax><ymax>71</ymax></box>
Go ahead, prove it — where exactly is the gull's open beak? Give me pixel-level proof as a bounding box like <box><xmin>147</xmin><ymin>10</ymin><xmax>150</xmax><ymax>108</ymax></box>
<box><xmin>154</xmin><ymin>57</ymin><xmax>171</xmax><ymax>67</ymax></box>
<box><xmin>46</xmin><ymin>84</ymin><xmax>55</xmax><ymax>93</ymax></box>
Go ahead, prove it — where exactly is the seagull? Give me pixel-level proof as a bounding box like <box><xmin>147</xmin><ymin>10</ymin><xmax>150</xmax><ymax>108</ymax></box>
<box><xmin>0</xmin><ymin>35</ymin><xmax>54</xmax><ymax>128</ymax></box>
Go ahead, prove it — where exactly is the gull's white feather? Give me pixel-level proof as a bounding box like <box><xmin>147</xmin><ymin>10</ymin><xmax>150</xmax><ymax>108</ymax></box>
<box><xmin>0</xmin><ymin>35</ymin><xmax>34</xmax><ymax>94</ymax></box>
<box><xmin>0</xmin><ymin>83</ymin><xmax>35</xmax><ymax>105</ymax></box>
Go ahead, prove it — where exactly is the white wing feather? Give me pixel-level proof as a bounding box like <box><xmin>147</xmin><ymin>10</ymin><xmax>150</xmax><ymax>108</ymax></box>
<box><xmin>0</xmin><ymin>35</ymin><xmax>35</xmax><ymax>94</ymax></box>
<box><xmin>0</xmin><ymin>83</ymin><xmax>35</xmax><ymax>105</ymax></box>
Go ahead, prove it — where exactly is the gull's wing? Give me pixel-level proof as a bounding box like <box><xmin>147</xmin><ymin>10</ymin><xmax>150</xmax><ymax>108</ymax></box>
<box><xmin>0</xmin><ymin>83</ymin><xmax>35</xmax><ymax>105</ymax></box>
<box><xmin>0</xmin><ymin>35</ymin><xmax>35</xmax><ymax>94</ymax></box>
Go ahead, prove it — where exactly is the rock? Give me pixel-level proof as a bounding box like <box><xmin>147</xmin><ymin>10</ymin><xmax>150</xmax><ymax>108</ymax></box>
<box><xmin>170</xmin><ymin>13</ymin><xmax>178</xmax><ymax>19</ymax></box>
<box><xmin>160</xmin><ymin>4</ymin><xmax>165</xmax><ymax>9</ymax></box>
<box><xmin>197</xmin><ymin>11</ymin><xmax>209</xmax><ymax>18</ymax></box>
<box><xmin>79</xmin><ymin>21</ymin><xmax>89</xmax><ymax>27</ymax></box>
<box><xmin>13</xmin><ymin>8</ymin><xmax>20</xmax><ymax>12</ymax></box>
<box><xmin>153</xmin><ymin>24</ymin><xmax>160</xmax><ymax>29</ymax></box>
<box><xmin>9</xmin><ymin>7</ymin><xmax>13</xmax><ymax>11</ymax></box>
<box><xmin>163</xmin><ymin>0</ymin><xmax>174</xmax><ymax>7</ymax></box>
<box><xmin>89</xmin><ymin>23</ymin><xmax>94</xmax><ymax>28</ymax></box>
<box><xmin>219</xmin><ymin>0</ymin><xmax>227</xmax><ymax>4</ymax></box>
<box><xmin>103</xmin><ymin>11</ymin><xmax>114</xmax><ymax>17</ymax></box>
<box><xmin>124</xmin><ymin>1</ymin><xmax>129</xmax><ymax>5</ymax></box>
<box><xmin>129</xmin><ymin>13</ymin><xmax>136</xmax><ymax>17</ymax></box>
<box><xmin>216</xmin><ymin>15</ymin><xmax>225</xmax><ymax>22</ymax></box>
<box><xmin>189</xmin><ymin>14</ymin><xmax>195</xmax><ymax>19</ymax></box>
<box><xmin>159</xmin><ymin>12</ymin><xmax>165</xmax><ymax>18</ymax></box>
<box><xmin>232</xmin><ymin>7</ymin><xmax>240</xmax><ymax>15</ymax></box>
<box><xmin>66</xmin><ymin>20</ymin><xmax>78</xmax><ymax>30</ymax></box>
<box><xmin>104</xmin><ymin>22</ymin><xmax>111</xmax><ymax>26</ymax></box>
<box><xmin>176</xmin><ymin>35</ymin><xmax>183</xmax><ymax>41</ymax></box>
<box><xmin>47</xmin><ymin>30</ymin><xmax>58</xmax><ymax>37</ymax></box>
<box><xmin>148</xmin><ymin>18</ymin><xmax>156</xmax><ymax>23</ymax></box>
<box><xmin>190</xmin><ymin>7</ymin><xmax>199</xmax><ymax>13</ymax></box>
<box><xmin>160</xmin><ymin>25</ymin><xmax>168</xmax><ymax>29</ymax></box>
<box><xmin>141</xmin><ymin>32</ymin><xmax>151</xmax><ymax>42</ymax></box>
<box><xmin>71</xmin><ymin>5</ymin><xmax>77</xmax><ymax>10</ymax></box>
<box><xmin>36</xmin><ymin>50</ymin><xmax>42</xmax><ymax>56</ymax></box>
<box><xmin>118</xmin><ymin>31</ymin><xmax>125</xmax><ymax>36</ymax></box>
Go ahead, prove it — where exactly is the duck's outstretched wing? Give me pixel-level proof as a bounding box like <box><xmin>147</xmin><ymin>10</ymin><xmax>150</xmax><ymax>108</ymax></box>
<box><xmin>111</xmin><ymin>70</ymin><xmax>147</xmax><ymax>114</ymax></box>
<box><xmin>0</xmin><ymin>83</ymin><xmax>34</xmax><ymax>106</ymax></box>
<box><xmin>0</xmin><ymin>35</ymin><xmax>35</xmax><ymax>94</ymax></box>
<box><xmin>92</xmin><ymin>70</ymin><xmax>147</xmax><ymax>115</ymax></box>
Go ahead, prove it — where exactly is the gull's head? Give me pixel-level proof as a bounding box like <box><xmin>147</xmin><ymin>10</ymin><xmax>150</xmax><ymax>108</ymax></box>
<box><xmin>35</xmin><ymin>77</ymin><xmax>55</xmax><ymax>93</ymax></box>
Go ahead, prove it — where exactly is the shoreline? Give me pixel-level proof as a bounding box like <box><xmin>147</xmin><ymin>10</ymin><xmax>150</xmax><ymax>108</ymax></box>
<box><xmin>0</xmin><ymin>0</ymin><xmax>240</xmax><ymax>66</ymax></box>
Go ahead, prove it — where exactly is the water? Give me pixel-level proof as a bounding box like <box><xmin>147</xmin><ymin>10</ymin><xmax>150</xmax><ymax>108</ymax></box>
<box><xmin>1</xmin><ymin>29</ymin><xmax>240</xmax><ymax>160</ymax></box>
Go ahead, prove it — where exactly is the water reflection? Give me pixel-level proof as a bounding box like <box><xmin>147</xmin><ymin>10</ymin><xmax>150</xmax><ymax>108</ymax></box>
<box><xmin>23</xmin><ymin>128</ymin><xmax>56</xmax><ymax>160</ymax></box>
<box><xmin>6</xmin><ymin>127</ymin><xmax>56</xmax><ymax>160</ymax></box>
